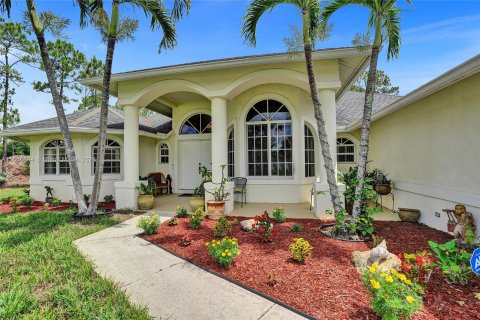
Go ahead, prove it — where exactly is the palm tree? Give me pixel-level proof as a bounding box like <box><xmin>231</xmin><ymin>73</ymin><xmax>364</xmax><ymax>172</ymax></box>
<box><xmin>322</xmin><ymin>0</ymin><xmax>409</xmax><ymax>220</ymax></box>
<box><xmin>1</xmin><ymin>0</ymin><xmax>89</xmax><ymax>213</ymax></box>
<box><xmin>242</xmin><ymin>0</ymin><xmax>342</xmax><ymax>214</ymax></box>
<box><xmin>78</xmin><ymin>0</ymin><xmax>190</xmax><ymax>215</ymax></box>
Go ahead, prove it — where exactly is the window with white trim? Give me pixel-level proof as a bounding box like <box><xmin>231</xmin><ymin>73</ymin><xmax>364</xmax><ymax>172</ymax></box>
<box><xmin>227</xmin><ymin>128</ymin><xmax>234</xmax><ymax>177</ymax></box>
<box><xmin>337</xmin><ymin>138</ymin><xmax>355</xmax><ymax>163</ymax></box>
<box><xmin>304</xmin><ymin>125</ymin><xmax>315</xmax><ymax>177</ymax></box>
<box><xmin>43</xmin><ymin>140</ymin><xmax>70</xmax><ymax>175</ymax></box>
<box><xmin>92</xmin><ymin>139</ymin><xmax>121</xmax><ymax>174</ymax></box>
<box><xmin>159</xmin><ymin>143</ymin><xmax>169</xmax><ymax>163</ymax></box>
<box><xmin>180</xmin><ymin>113</ymin><xmax>212</xmax><ymax>134</ymax></box>
<box><xmin>246</xmin><ymin>99</ymin><xmax>292</xmax><ymax>177</ymax></box>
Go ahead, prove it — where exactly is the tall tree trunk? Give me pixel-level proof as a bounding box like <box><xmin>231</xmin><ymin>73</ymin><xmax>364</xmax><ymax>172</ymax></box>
<box><xmin>86</xmin><ymin>34</ymin><xmax>116</xmax><ymax>215</ymax></box>
<box><xmin>304</xmin><ymin>43</ymin><xmax>342</xmax><ymax>214</ymax></box>
<box><xmin>351</xmin><ymin>45</ymin><xmax>380</xmax><ymax>219</ymax></box>
<box><xmin>1</xmin><ymin>55</ymin><xmax>8</xmax><ymax>174</ymax></box>
<box><xmin>26</xmin><ymin>0</ymin><xmax>87</xmax><ymax>212</ymax></box>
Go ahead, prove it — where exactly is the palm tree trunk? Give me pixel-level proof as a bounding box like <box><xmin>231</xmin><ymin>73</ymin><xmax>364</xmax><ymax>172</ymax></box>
<box><xmin>304</xmin><ymin>43</ymin><xmax>342</xmax><ymax>214</ymax></box>
<box><xmin>86</xmin><ymin>34</ymin><xmax>117</xmax><ymax>215</ymax></box>
<box><xmin>26</xmin><ymin>0</ymin><xmax>87</xmax><ymax>212</ymax></box>
<box><xmin>351</xmin><ymin>45</ymin><xmax>380</xmax><ymax>219</ymax></box>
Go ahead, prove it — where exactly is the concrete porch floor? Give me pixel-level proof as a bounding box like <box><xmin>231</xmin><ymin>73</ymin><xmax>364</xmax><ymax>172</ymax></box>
<box><xmin>152</xmin><ymin>194</ymin><xmax>401</xmax><ymax>221</ymax></box>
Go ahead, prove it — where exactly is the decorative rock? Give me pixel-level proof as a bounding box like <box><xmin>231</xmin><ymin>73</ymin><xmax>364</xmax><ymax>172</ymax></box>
<box><xmin>240</xmin><ymin>219</ymin><xmax>256</xmax><ymax>231</ymax></box>
<box><xmin>352</xmin><ymin>250</ymin><xmax>401</xmax><ymax>274</ymax></box>
<box><xmin>370</xmin><ymin>240</ymin><xmax>389</xmax><ymax>264</ymax></box>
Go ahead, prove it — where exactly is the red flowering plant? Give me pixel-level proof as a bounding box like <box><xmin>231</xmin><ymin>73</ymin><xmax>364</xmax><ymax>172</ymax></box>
<box><xmin>252</xmin><ymin>211</ymin><xmax>276</xmax><ymax>242</ymax></box>
<box><xmin>398</xmin><ymin>251</ymin><xmax>435</xmax><ymax>297</ymax></box>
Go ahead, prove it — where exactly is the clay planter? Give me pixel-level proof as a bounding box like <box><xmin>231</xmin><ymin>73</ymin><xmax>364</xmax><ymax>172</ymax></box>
<box><xmin>375</xmin><ymin>184</ymin><xmax>392</xmax><ymax>195</ymax></box>
<box><xmin>138</xmin><ymin>195</ymin><xmax>155</xmax><ymax>210</ymax></box>
<box><xmin>206</xmin><ymin>200</ymin><xmax>225</xmax><ymax>220</ymax></box>
<box><xmin>189</xmin><ymin>196</ymin><xmax>205</xmax><ymax>212</ymax></box>
<box><xmin>398</xmin><ymin>208</ymin><xmax>421</xmax><ymax>223</ymax></box>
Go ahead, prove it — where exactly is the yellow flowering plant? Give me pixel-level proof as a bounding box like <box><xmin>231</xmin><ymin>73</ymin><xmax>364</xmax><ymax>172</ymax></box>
<box><xmin>189</xmin><ymin>207</ymin><xmax>206</xmax><ymax>229</ymax></box>
<box><xmin>206</xmin><ymin>237</ymin><xmax>240</xmax><ymax>267</ymax></box>
<box><xmin>288</xmin><ymin>238</ymin><xmax>313</xmax><ymax>262</ymax></box>
<box><xmin>362</xmin><ymin>263</ymin><xmax>423</xmax><ymax>320</ymax></box>
<box><xmin>136</xmin><ymin>213</ymin><xmax>161</xmax><ymax>235</ymax></box>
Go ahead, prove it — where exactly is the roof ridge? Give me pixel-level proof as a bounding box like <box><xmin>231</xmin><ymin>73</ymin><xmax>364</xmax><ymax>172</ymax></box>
<box><xmin>71</xmin><ymin>108</ymin><xmax>101</xmax><ymax>126</ymax></box>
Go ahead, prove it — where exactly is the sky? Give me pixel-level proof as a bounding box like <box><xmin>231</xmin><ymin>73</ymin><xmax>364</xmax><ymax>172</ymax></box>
<box><xmin>3</xmin><ymin>0</ymin><xmax>480</xmax><ymax>125</ymax></box>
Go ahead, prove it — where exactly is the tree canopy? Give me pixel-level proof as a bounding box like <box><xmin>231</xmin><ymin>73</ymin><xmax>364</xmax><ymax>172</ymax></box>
<box><xmin>351</xmin><ymin>69</ymin><xmax>400</xmax><ymax>95</ymax></box>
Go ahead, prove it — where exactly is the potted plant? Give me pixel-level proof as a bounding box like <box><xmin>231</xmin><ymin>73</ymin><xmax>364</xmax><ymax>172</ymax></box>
<box><xmin>368</xmin><ymin>168</ymin><xmax>392</xmax><ymax>195</ymax></box>
<box><xmin>190</xmin><ymin>166</ymin><xmax>211</xmax><ymax>211</ymax></box>
<box><xmin>137</xmin><ymin>179</ymin><xmax>155</xmax><ymax>210</ymax></box>
<box><xmin>205</xmin><ymin>165</ymin><xmax>230</xmax><ymax>220</ymax></box>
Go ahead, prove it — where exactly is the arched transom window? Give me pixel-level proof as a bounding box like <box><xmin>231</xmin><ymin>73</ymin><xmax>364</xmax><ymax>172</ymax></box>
<box><xmin>304</xmin><ymin>125</ymin><xmax>315</xmax><ymax>177</ymax></box>
<box><xmin>159</xmin><ymin>143</ymin><xmax>169</xmax><ymax>164</ymax></box>
<box><xmin>180</xmin><ymin>113</ymin><xmax>212</xmax><ymax>135</ymax></box>
<box><xmin>92</xmin><ymin>139</ymin><xmax>121</xmax><ymax>174</ymax></box>
<box><xmin>337</xmin><ymin>138</ymin><xmax>355</xmax><ymax>163</ymax></box>
<box><xmin>246</xmin><ymin>99</ymin><xmax>292</xmax><ymax>177</ymax></box>
<box><xmin>43</xmin><ymin>139</ymin><xmax>69</xmax><ymax>175</ymax></box>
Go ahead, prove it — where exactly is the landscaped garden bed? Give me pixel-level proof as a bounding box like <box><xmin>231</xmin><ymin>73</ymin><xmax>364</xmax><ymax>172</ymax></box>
<box><xmin>142</xmin><ymin>216</ymin><xmax>480</xmax><ymax>320</ymax></box>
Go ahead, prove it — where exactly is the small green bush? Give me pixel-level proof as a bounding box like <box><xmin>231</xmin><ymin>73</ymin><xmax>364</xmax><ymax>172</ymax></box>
<box><xmin>136</xmin><ymin>213</ymin><xmax>161</xmax><ymax>235</ymax></box>
<box><xmin>0</xmin><ymin>172</ymin><xmax>7</xmax><ymax>187</ymax></box>
<box><xmin>51</xmin><ymin>197</ymin><xmax>62</xmax><ymax>206</ymax></box>
<box><xmin>9</xmin><ymin>197</ymin><xmax>18</xmax><ymax>213</ymax></box>
<box><xmin>189</xmin><ymin>207</ymin><xmax>205</xmax><ymax>229</ymax></box>
<box><xmin>288</xmin><ymin>238</ymin><xmax>313</xmax><ymax>262</ymax></box>
<box><xmin>23</xmin><ymin>160</ymin><xmax>30</xmax><ymax>175</ymax></box>
<box><xmin>428</xmin><ymin>240</ymin><xmax>473</xmax><ymax>285</ymax></box>
<box><xmin>168</xmin><ymin>217</ymin><xmax>178</xmax><ymax>226</ymax></box>
<box><xmin>176</xmin><ymin>206</ymin><xmax>189</xmax><ymax>218</ymax></box>
<box><xmin>290</xmin><ymin>223</ymin><xmax>303</xmax><ymax>232</ymax></box>
<box><xmin>272</xmin><ymin>207</ymin><xmax>287</xmax><ymax>223</ymax></box>
<box><xmin>18</xmin><ymin>195</ymin><xmax>34</xmax><ymax>208</ymax></box>
<box><xmin>206</xmin><ymin>237</ymin><xmax>240</xmax><ymax>267</ymax></box>
<box><xmin>103</xmin><ymin>194</ymin><xmax>114</xmax><ymax>203</ymax></box>
<box><xmin>214</xmin><ymin>216</ymin><xmax>232</xmax><ymax>237</ymax></box>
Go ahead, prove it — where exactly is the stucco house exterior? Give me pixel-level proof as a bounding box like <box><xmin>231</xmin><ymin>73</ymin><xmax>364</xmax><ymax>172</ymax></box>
<box><xmin>3</xmin><ymin>48</ymin><xmax>478</xmax><ymax>234</ymax></box>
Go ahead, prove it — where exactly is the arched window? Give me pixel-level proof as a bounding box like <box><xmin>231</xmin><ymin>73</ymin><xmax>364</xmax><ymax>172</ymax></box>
<box><xmin>159</xmin><ymin>143</ymin><xmax>169</xmax><ymax>164</ymax></box>
<box><xmin>43</xmin><ymin>139</ymin><xmax>69</xmax><ymax>175</ymax></box>
<box><xmin>246</xmin><ymin>99</ymin><xmax>292</xmax><ymax>177</ymax></box>
<box><xmin>304</xmin><ymin>125</ymin><xmax>315</xmax><ymax>177</ymax></box>
<box><xmin>227</xmin><ymin>128</ymin><xmax>234</xmax><ymax>177</ymax></box>
<box><xmin>337</xmin><ymin>138</ymin><xmax>355</xmax><ymax>163</ymax></box>
<box><xmin>92</xmin><ymin>139</ymin><xmax>121</xmax><ymax>174</ymax></box>
<box><xmin>180</xmin><ymin>113</ymin><xmax>212</xmax><ymax>134</ymax></box>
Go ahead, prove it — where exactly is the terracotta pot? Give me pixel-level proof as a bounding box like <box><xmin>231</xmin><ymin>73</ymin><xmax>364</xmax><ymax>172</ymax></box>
<box><xmin>375</xmin><ymin>184</ymin><xmax>392</xmax><ymax>195</ymax></box>
<box><xmin>138</xmin><ymin>195</ymin><xmax>154</xmax><ymax>210</ymax></box>
<box><xmin>206</xmin><ymin>200</ymin><xmax>225</xmax><ymax>220</ymax></box>
<box><xmin>189</xmin><ymin>196</ymin><xmax>205</xmax><ymax>212</ymax></box>
<box><xmin>398</xmin><ymin>208</ymin><xmax>421</xmax><ymax>223</ymax></box>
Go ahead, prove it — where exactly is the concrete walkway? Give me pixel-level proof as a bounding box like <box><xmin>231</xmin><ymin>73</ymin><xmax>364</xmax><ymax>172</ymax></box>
<box><xmin>74</xmin><ymin>214</ymin><xmax>307</xmax><ymax>320</ymax></box>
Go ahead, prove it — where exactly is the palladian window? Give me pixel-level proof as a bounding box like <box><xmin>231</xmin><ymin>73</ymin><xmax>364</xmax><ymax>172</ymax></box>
<box><xmin>92</xmin><ymin>139</ymin><xmax>121</xmax><ymax>174</ymax></box>
<box><xmin>246</xmin><ymin>99</ymin><xmax>292</xmax><ymax>177</ymax></box>
<box><xmin>43</xmin><ymin>139</ymin><xmax>70</xmax><ymax>175</ymax></box>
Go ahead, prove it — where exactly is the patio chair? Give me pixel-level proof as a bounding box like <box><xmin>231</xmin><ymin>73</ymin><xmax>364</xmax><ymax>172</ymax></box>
<box><xmin>231</xmin><ymin>177</ymin><xmax>247</xmax><ymax>208</ymax></box>
<box><xmin>147</xmin><ymin>172</ymin><xmax>170</xmax><ymax>196</ymax></box>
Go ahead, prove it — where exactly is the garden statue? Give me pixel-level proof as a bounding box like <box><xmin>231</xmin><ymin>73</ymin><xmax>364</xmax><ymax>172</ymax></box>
<box><xmin>45</xmin><ymin>186</ymin><xmax>54</xmax><ymax>203</ymax></box>
<box><xmin>369</xmin><ymin>239</ymin><xmax>389</xmax><ymax>264</ymax></box>
<box><xmin>443</xmin><ymin>204</ymin><xmax>475</xmax><ymax>242</ymax></box>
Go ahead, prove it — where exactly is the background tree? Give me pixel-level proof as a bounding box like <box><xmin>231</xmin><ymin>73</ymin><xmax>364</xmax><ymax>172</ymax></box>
<box><xmin>323</xmin><ymin>0</ymin><xmax>410</xmax><ymax>222</ymax></box>
<box><xmin>243</xmin><ymin>0</ymin><xmax>343</xmax><ymax>214</ymax></box>
<box><xmin>33</xmin><ymin>39</ymin><xmax>87</xmax><ymax>104</ymax></box>
<box><xmin>78</xmin><ymin>56</ymin><xmax>104</xmax><ymax>110</ymax></box>
<box><xmin>0</xmin><ymin>18</ymin><xmax>36</xmax><ymax>173</ymax></box>
<box><xmin>283</xmin><ymin>22</ymin><xmax>332</xmax><ymax>54</ymax></box>
<box><xmin>78</xmin><ymin>0</ymin><xmax>191</xmax><ymax>215</ymax></box>
<box><xmin>1</xmin><ymin>2</ymin><xmax>89</xmax><ymax>212</ymax></box>
<box><xmin>351</xmin><ymin>69</ymin><xmax>400</xmax><ymax>94</ymax></box>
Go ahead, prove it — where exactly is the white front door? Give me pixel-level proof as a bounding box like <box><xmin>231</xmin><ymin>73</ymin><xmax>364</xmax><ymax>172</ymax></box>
<box><xmin>179</xmin><ymin>139</ymin><xmax>212</xmax><ymax>190</ymax></box>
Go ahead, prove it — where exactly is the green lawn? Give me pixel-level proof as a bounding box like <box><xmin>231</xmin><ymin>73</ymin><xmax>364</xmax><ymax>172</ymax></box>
<box><xmin>0</xmin><ymin>187</ymin><xmax>26</xmax><ymax>201</ymax></box>
<box><xmin>0</xmin><ymin>211</ymin><xmax>151</xmax><ymax>319</ymax></box>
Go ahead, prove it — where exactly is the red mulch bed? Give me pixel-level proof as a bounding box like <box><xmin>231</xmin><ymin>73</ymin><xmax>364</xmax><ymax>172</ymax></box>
<box><xmin>0</xmin><ymin>201</ymin><xmax>116</xmax><ymax>214</ymax></box>
<box><xmin>142</xmin><ymin>218</ymin><xmax>480</xmax><ymax>320</ymax></box>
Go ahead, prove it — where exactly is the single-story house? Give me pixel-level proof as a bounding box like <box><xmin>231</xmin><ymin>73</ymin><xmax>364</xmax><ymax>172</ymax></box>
<box><xmin>3</xmin><ymin>49</ymin><xmax>478</xmax><ymax>234</ymax></box>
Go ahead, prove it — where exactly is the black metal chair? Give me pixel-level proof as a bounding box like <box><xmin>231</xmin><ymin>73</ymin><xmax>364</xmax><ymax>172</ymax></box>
<box><xmin>231</xmin><ymin>177</ymin><xmax>247</xmax><ymax>208</ymax></box>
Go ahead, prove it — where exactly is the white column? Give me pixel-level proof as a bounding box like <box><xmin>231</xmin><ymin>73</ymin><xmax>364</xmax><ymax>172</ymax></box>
<box><xmin>318</xmin><ymin>89</ymin><xmax>337</xmax><ymax>178</ymax></box>
<box><xmin>114</xmin><ymin>105</ymin><xmax>140</xmax><ymax>209</ymax></box>
<box><xmin>210</xmin><ymin>97</ymin><xmax>228</xmax><ymax>181</ymax></box>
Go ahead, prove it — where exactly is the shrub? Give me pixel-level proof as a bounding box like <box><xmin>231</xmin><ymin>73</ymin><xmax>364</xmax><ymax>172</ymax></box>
<box><xmin>9</xmin><ymin>197</ymin><xmax>18</xmax><ymax>213</ymax></box>
<box><xmin>84</xmin><ymin>194</ymin><xmax>91</xmax><ymax>205</ymax></box>
<box><xmin>103</xmin><ymin>194</ymin><xmax>114</xmax><ymax>203</ymax></box>
<box><xmin>23</xmin><ymin>160</ymin><xmax>30</xmax><ymax>175</ymax></box>
<box><xmin>363</xmin><ymin>264</ymin><xmax>423</xmax><ymax>320</ymax></box>
<box><xmin>18</xmin><ymin>195</ymin><xmax>34</xmax><ymax>208</ymax></box>
<box><xmin>252</xmin><ymin>211</ymin><xmax>275</xmax><ymax>242</ymax></box>
<box><xmin>206</xmin><ymin>237</ymin><xmax>240</xmax><ymax>267</ymax></box>
<box><xmin>136</xmin><ymin>213</ymin><xmax>161</xmax><ymax>235</ymax></box>
<box><xmin>290</xmin><ymin>223</ymin><xmax>303</xmax><ymax>232</ymax></box>
<box><xmin>398</xmin><ymin>251</ymin><xmax>435</xmax><ymax>287</ymax></box>
<box><xmin>288</xmin><ymin>238</ymin><xmax>313</xmax><ymax>262</ymax></box>
<box><xmin>272</xmin><ymin>207</ymin><xmax>287</xmax><ymax>223</ymax></box>
<box><xmin>189</xmin><ymin>207</ymin><xmax>205</xmax><ymax>229</ymax></box>
<box><xmin>0</xmin><ymin>172</ymin><xmax>7</xmax><ymax>187</ymax></box>
<box><xmin>428</xmin><ymin>240</ymin><xmax>473</xmax><ymax>285</ymax></box>
<box><xmin>214</xmin><ymin>216</ymin><xmax>232</xmax><ymax>237</ymax></box>
<box><xmin>51</xmin><ymin>197</ymin><xmax>62</xmax><ymax>206</ymax></box>
<box><xmin>176</xmin><ymin>206</ymin><xmax>189</xmax><ymax>218</ymax></box>
<box><xmin>22</xmin><ymin>188</ymin><xmax>30</xmax><ymax>196</ymax></box>
<box><xmin>168</xmin><ymin>217</ymin><xmax>178</xmax><ymax>226</ymax></box>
